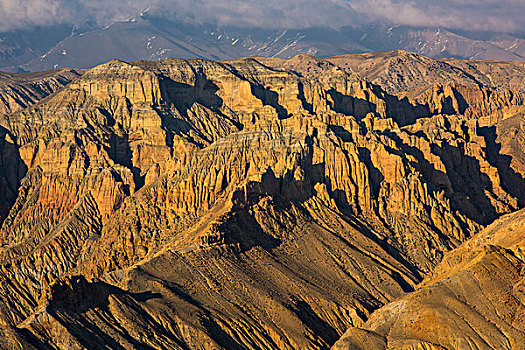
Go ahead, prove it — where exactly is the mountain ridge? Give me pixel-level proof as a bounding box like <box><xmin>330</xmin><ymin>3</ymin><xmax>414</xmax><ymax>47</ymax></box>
<box><xmin>2</xmin><ymin>16</ymin><xmax>525</xmax><ymax>72</ymax></box>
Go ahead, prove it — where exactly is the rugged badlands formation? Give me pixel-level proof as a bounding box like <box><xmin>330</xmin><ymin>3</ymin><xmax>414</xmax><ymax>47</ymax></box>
<box><xmin>0</xmin><ymin>51</ymin><xmax>524</xmax><ymax>349</ymax></box>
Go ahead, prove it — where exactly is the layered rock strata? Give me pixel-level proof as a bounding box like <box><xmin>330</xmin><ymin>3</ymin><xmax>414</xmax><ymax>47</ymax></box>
<box><xmin>0</xmin><ymin>53</ymin><xmax>523</xmax><ymax>349</ymax></box>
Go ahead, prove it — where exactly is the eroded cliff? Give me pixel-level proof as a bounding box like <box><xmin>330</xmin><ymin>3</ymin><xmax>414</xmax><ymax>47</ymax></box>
<box><xmin>0</xmin><ymin>53</ymin><xmax>523</xmax><ymax>349</ymax></box>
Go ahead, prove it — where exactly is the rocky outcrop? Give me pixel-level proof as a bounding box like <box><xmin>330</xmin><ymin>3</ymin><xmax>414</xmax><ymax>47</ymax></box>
<box><xmin>0</xmin><ymin>53</ymin><xmax>524</xmax><ymax>349</ymax></box>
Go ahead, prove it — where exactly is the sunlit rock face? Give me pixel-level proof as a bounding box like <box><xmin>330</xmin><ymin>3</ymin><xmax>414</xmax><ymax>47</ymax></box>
<box><xmin>0</xmin><ymin>52</ymin><xmax>524</xmax><ymax>349</ymax></box>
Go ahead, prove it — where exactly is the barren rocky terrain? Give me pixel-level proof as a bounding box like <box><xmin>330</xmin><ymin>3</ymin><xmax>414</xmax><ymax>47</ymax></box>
<box><xmin>0</xmin><ymin>51</ymin><xmax>524</xmax><ymax>349</ymax></box>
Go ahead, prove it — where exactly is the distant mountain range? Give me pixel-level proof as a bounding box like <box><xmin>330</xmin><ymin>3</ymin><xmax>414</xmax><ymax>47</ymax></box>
<box><xmin>1</xmin><ymin>13</ymin><xmax>525</xmax><ymax>72</ymax></box>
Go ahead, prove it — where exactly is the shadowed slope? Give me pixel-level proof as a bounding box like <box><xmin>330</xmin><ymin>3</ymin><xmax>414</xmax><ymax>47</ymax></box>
<box><xmin>333</xmin><ymin>208</ymin><xmax>525</xmax><ymax>350</ymax></box>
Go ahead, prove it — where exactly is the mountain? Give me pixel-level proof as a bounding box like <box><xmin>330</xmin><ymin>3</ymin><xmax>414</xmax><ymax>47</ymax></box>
<box><xmin>2</xmin><ymin>15</ymin><xmax>525</xmax><ymax>73</ymax></box>
<box><xmin>490</xmin><ymin>34</ymin><xmax>525</xmax><ymax>58</ymax></box>
<box><xmin>16</xmin><ymin>16</ymin><xmax>369</xmax><ymax>72</ymax></box>
<box><xmin>0</xmin><ymin>25</ymin><xmax>77</xmax><ymax>71</ymax></box>
<box><xmin>354</xmin><ymin>26</ymin><xmax>525</xmax><ymax>62</ymax></box>
<box><xmin>0</xmin><ymin>51</ymin><xmax>524</xmax><ymax>348</ymax></box>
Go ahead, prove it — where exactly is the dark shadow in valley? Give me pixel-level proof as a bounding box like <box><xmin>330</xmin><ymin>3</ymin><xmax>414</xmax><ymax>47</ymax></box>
<box><xmin>0</xmin><ymin>126</ymin><xmax>28</xmax><ymax>227</ymax></box>
<box><xmin>326</xmin><ymin>82</ymin><xmax>473</xmax><ymax>127</ymax></box>
<box><xmin>95</xmin><ymin>107</ymin><xmax>116</xmax><ymax>127</ymax></box>
<box><xmin>226</xmin><ymin>168</ymin><xmax>296</xmax><ymax>252</ymax></box>
<box><xmin>251</xmin><ymin>83</ymin><xmax>290</xmax><ymax>119</ymax></box>
<box><xmin>48</xmin><ymin>276</ymin><xmax>160</xmax><ymax>313</ymax></box>
<box><xmin>106</xmin><ymin>133</ymin><xmax>145</xmax><ymax>191</ymax></box>
<box><xmin>161</xmin><ymin>75</ymin><xmax>222</xmax><ymax>116</ymax></box>
<box><xmin>384</xmin><ymin>130</ymin><xmax>500</xmax><ymax>226</ymax></box>
<box><xmin>298</xmin><ymin>81</ymin><xmax>314</xmax><ymax>114</ymax></box>
<box><xmin>324</xmin><ymin>84</ymin><xmax>435</xmax><ymax>126</ymax></box>
<box><xmin>357</xmin><ymin>147</ymin><xmax>385</xmax><ymax>198</ymax></box>
<box><xmin>292</xmin><ymin>299</ymin><xmax>340</xmax><ymax>346</ymax></box>
<box><xmin>451</xmin><ymin>87</ymin><xmax>470</xmax><ymax>115</ymax></box>
<box><xmin>327</xmin><ymin>88</ymin><xmax>377</xmax><ymax>120</ymax></box>
<box><xmin>382</xmin><ymin>93</ymin><xmax>432</xmax><ymax>126</ymax></box>
<box><xmin>159</xmin><ymin>75</ymin><xmax>241</xmax><ymax>146</ymax></box>
<box><xmin>381</xmin><ymin>83</ymin><xmax>470</xmax><ymax>126</ymax></box>
<box><xmin>328</xmin><ymin>125</ymin><xmax>354</xmax><ymax>142</ymax></box>
<box><xmin>45</xmin><ymin>276</ymin><xmax>178</xmax><ymax>350</ymax></box>
<box><xmin>479</xmin><ymin>125</ymin><xmax>525</xmax><ymax>207</ymax></box>
<box><xmin>16</xmin><ymin>329</ymin><xmax>55</xmax><ymax>350</ymax></box>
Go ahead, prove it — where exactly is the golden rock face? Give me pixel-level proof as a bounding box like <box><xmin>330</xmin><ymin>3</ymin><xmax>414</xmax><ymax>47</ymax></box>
<box><xmin>0</xmin><ymin>51</ymin><xmax>524</xmax><ymax>349</ymax></box>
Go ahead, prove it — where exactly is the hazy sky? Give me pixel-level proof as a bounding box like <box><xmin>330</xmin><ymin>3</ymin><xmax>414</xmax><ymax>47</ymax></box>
<box><xmin>0</xmin><ymin>0</ymin><xmax>523</xmax><ymax>34</ymax></box>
